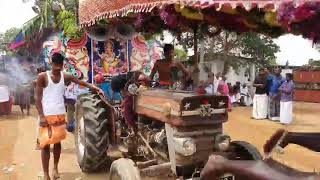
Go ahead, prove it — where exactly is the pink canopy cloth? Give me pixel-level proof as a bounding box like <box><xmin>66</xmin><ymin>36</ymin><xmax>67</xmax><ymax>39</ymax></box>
<box><xmin>79</xmin><ymin>0</ymin><xmax>288</xmax><ymax>27</ymax></box>
<box><xmin>79</xmin><ymin>0</ymin><xmax>320</xmax><ymax>43</ymax></box>
<box><xmin>79</xmin><ymin>0</ymin><xmax>172</xmax><ymax>27</ymax></box>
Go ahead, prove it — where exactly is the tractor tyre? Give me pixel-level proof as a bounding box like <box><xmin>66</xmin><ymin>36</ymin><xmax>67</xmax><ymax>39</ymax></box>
<box><xmin>109</xmin><ymin>158</ymin><xmax>141</xmax><ymax>180</ymax></box>
<box><xmin>75</xmin><ymin>92</ymin><xmax>110</xmax><ymax>172</ymax></box>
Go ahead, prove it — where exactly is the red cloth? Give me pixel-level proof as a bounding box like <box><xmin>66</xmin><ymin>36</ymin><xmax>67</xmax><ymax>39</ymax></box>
<box><xmin>0</xmin><ymin>97</ymin><xmax>12</xmax><ymax>115</ymax></box>
<box><xmin>218</xmin><ymin>81</ymin><xmax>232</xmax><ymax>111</ymax></box>
<box><xmin>123</xmin><ymin>96</ymin><xmax>137</xmax><ymax>128</ymax></box>
<box><xmin>159</xmin><ymin>81</ymin><xmax>172</xmax><ymax>86</ymax></box>
<box><xmin>197</xmin><ymin>86</ymin><xmax>206</xmax><ymax>95</ymax></box>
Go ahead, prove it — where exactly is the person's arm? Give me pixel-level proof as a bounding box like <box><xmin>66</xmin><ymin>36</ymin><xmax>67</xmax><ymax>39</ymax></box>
<box><xmin>35</xmin><ymin>73</ymin><xmax>46</xmax><ymax>126</ymax></box>
<box><xmin>286</xmin><ymin>132</ymin><xmax>320</xmax><ymax>152</ymax></box>
<box><xmin>253</xmin><ymin>78</ymin><xmax>263</xmax><ymax>87</ymax></box>
<box><xmin>64</xmin><ymin>73</ymin><xmax>104</xmax><ymax>95</ymax></box>
<box><xmin>149</xmin><ymin>61</ymin><xmax>158</xmax><ymax>81</ymax></box>
<box><xmin>201</xmin><ymin>155</ymin><xmax>318</xmax><ymax>180</ymax></box>
<box><xmin>177</xmin><ymin>62</ymin><xmax>191</xmax><ymax>80</ymax></box>
<box><xmin>282</xmin><ymin>82</ymin><xmax>294</xmax><ymax>94</ymax></box>
<box><xmin>264</xmin><ymin>129</ymin><xmax>320</xmax><ymax>153</ymax></box>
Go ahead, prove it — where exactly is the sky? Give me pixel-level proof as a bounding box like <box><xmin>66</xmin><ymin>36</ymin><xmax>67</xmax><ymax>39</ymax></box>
<box><xmin>0</xmin><ymin>0</ymin><xmax>320</xmax><ymax>65</ymax></box>
<box><xmin>0</xmin><ymin>0</ymin><xmax>37</xmax><ymax>33</ymax></box>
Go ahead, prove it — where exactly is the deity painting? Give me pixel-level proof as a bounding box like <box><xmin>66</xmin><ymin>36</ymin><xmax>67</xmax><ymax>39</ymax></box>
<box><xmin>128</xmin><ymin>35</ymin><xmax>162</xmax><ymax>76</ymax></box>
<box><xmin>65</xmin><ymin>46</ymin><xmax>90</xmax><ymax>81</ymax></box>
<box><xmin>42</xmin><ymin>34</ymin><xmax>64</xmax><ymax>68</ymax></box>
<box><xmin>41</xmin><ymin>32</ymin><xmax>90</xmax><ymax>81</ymax></box>
<box><xmin>94</xmin><ymin>39</ymin><xmax>128</xmax><ymax>76</ymax></box>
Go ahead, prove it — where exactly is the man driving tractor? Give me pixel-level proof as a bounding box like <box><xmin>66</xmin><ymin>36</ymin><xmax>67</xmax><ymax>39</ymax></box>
<box><xmin>149</xmin><ymin>44</ymin><xmax>191</xmax><ymax>88</ymax></box>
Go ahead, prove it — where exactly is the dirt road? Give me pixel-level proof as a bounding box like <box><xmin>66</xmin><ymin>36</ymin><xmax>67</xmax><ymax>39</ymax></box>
<box><xmin>0</xmin><ymin>102</ymin><xmax>319</xmax><ymax>180</ymax></box>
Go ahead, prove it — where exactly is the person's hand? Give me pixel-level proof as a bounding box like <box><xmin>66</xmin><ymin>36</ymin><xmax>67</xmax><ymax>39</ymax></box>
<box><xmin>92</xmin><ymin>86</ymin><xmax>105</xmax><ymax>97</ymax></box>
<box><xmin>264</xmin><ymin>129</ymin><xmax>289</xmax><ymax>154</ymax></box>
<box><xmin>200</xmin><ymin>155</ymin><xmax>227</xmax><ymax>180</ymax></box>
<box><xmin>97</xmin><ymin>88</ymin><xmax>105</xmax><ymax>97</ymax></box>
<box><xmin>39</xmin><ymin>116</ymin><xmax>48</xmax><ymax>127</ymax></box>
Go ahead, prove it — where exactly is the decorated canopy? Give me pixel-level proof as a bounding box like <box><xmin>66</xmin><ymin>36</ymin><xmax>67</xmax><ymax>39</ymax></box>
<box><xmin>79</xmin><ymin>0</ymin><xmax>320</xmax><ymax>43</ymax></box>
<box><xmin>79</xmin><ymin>0</ymin><xmax>283</xmax><ymax>26</ymax></box>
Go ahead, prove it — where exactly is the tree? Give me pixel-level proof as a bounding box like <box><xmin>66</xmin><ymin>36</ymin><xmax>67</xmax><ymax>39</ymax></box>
<box><xmin>239</xmin><ymin>32</ymin><xmax>280</xmax><ymax>67</ymax></box>
<box><xmin>174</xmin><ymin>48</ymin><xmax>188</xmax><ymax>61</ymax></box>
<box><xmin>0</xmin><ymin>27</ymin><xmax>20</xmax><ymax>52</ymax></box>
<box><xmin>177</xmin><ymin>30</ymin><xmax>280</xmax><ymax>74</ymax></box>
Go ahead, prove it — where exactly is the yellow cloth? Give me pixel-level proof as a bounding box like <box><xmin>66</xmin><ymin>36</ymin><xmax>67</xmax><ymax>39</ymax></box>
<box><xmin>39</xmin><ymin>115</ymin><xmax>67</xmax><ymax>148</ymax></box>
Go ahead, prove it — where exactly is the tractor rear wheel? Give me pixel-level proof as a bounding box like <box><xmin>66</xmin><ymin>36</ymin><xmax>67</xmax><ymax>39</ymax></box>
<box><xmin>75</xmin><ymin>92</ymin><xmax>110</xmax><ymax>172</ymax></box>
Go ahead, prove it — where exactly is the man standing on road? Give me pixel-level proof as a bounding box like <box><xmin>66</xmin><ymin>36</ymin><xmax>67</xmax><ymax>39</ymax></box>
<box><xmin>279</xmin><ymin>73</ymin><xmax>294</xmax><ymax>124</ymax></box>
<box><xmin>268</xmin><ymin>68</ymin><xmax>285</xmax><ymax>121</ymax></box>
<box><xmin>35</xmin><ymin>52</ymin><xmax>104</xmax><ymax>180</ymax></box>
<box><xmin>252</xmin><ymin>69</ymin><xmax>268</xmax><ymax>119</ymax></box>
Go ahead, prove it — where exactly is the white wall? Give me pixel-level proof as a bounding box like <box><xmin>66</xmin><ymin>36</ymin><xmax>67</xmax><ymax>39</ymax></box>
<box><xmin>281</xmin><ymin>69</ymin><xmax>293</xmax><ymax>77</ymax></box>
<box><xmin>199</xmin><ymin>60</ymin><xmax>253</xmax><ymax>86</ymax></box>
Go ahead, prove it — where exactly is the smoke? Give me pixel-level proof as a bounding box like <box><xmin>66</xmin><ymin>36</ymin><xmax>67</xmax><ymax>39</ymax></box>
<box><xmin>0</xmin><ymin>56</ymin><xmax>37</xmax><ymax>92</ymax></box>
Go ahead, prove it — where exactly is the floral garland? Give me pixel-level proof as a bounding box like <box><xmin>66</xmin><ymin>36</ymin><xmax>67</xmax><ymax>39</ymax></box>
<box><xmin>277</xmin><ymin>1</ymin><xmax>320</xmax><ymax>43</ymax></box>
<box><xmin>99</xmin><ymin>2</ymin><xmax>320</xmax><ymax>43</ymax></box>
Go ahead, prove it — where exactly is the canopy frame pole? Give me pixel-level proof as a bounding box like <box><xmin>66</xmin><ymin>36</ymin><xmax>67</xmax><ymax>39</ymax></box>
<box><xmin>90</xmin><ymin>39</ymin><xmax>94</xmax><ymax>84</ymax></box>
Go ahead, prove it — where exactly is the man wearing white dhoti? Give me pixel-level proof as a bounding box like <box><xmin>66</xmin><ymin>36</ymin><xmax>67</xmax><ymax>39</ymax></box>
<box><xmin>252</xmin><ymin>69</ymin><xmax>268</xmax><ymax>119</ymax></box>
<box><xmin>279</xmin><ymin>73</ymin><xmax>294</xmax><ymax>125</ymax></box>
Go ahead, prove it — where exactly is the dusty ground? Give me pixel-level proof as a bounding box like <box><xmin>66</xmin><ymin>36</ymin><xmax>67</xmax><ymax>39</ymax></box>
<box><xmin>0</xmin><ymin>102</ymin><xmax>319</xmax><ymax>180</ymax></box>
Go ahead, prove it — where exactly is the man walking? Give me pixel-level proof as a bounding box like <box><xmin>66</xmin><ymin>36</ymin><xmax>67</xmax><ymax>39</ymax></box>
<box><xmin>268</xmin><ymin>68</ymin><xmax>284</xmax><ymax>121</ymax></box>
<box><xmin>279</xmin><ymin>73</ymin><xmax>294</xmax><ymax>125</ymax></box>
<box><xmin>252</xmin><ymin>69</ymin><xmax>268</xmax><ymax>119</ymax></box>
<box><xmin>35</xmin><ymin>52</ymin><xmax>103</xmax><ymax>180</ymax></box>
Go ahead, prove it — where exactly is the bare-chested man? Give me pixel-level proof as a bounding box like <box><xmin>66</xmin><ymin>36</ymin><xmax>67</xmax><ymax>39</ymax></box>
<box><xmin>149</xmin><ymin>44</ymin><xmax>190</xmax><ymax>87</ymax></box>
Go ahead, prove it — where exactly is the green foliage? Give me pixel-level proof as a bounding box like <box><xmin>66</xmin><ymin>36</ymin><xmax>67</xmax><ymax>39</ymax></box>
<box><xmin>177</xmin><ymin>30</ymin><xmax>279</xmax><ymax>73</ymax></box>
<box><xmin>57</xmin><ymin>10</ymin><xmax>83</xmax><ymax>40</ymax></box>
<box><xmin>310</xmin><ymin>60</ymin><xmax>320</xmax><ymax>66</ymax></box>
<box><xmin>239</xmin><ymin>32</ymin><xmax>280</xmax><ymax>67</ymax></box>
<box><xmin>1</xmin><ymin>28</ymin><xmax>20</xmax><ymax>43</ymax></box>
<box><xmin>174</xmin><ymin>48</ymin><xmax>188</xmax><ymax>61</ymax></box>
<box><xmin>0</xmin><ymin>27</ymin><xmax>20</xmax><ymax>52</ymax></box>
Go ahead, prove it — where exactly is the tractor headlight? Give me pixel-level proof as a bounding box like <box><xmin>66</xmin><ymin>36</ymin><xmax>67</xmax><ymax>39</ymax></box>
<box><xmin>173</xmin><ymin>137</ymin><xmax>196</xmax><ymax>156</ymax></box>
<box><xmin>215</xmin><ymin>134</ymin><xmax>231</xmax><ymax>151</ymax></box>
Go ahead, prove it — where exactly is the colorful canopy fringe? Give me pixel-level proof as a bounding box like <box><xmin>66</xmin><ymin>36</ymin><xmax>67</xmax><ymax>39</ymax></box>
<box><xmin>79</xmin><ymin>0</ymin><xmax>308</xmax><ymax>27</ymax></box>
<box><xmin>79</xmin><ymin>0</ymin><xmax>320</xmax><ymax>43</ymax></box>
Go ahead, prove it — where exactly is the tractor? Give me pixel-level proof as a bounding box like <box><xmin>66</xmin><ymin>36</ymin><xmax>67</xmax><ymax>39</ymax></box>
<box><xmin>74</xmin><ymin>78</ymin><xmax>261</xmax><ymax>179</ymax></box>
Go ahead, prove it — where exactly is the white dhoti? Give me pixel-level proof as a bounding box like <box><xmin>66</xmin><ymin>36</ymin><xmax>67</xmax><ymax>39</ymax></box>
<box><xmin>252</xmin><ymin>94</ymin><xmax>268</xmax><ymax>119</ymax></box>
<box><xmin>280</xmin><ymin>101</ymin><xmax>293</xmax><ymax>124</ymax></box>
<box><xmin>246</xmin><ymin>95</ymin><xmax>253</xmax><ymax>107</ymax></box>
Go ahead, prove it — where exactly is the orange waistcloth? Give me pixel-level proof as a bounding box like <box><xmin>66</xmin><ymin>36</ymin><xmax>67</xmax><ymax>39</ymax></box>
<box><xmin>38</xmin><ymin>115</ymin><xmax>67</xmax><ymax>149</ymax></box>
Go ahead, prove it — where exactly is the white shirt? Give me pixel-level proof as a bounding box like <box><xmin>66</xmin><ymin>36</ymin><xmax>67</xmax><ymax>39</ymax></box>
<box><xmin>42</xmin><ymin>71</ymin><xmax>66</xmax><ymax>116</ymax></box>
<box><xmin>213</xmin><ymin>76</ymin><xmax>220</xmax><ymax>94</ymax></box>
